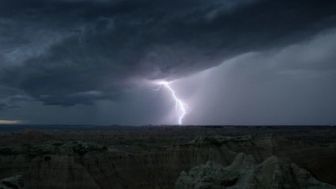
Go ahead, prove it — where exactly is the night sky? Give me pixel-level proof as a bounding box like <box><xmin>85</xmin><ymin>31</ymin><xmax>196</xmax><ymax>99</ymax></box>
<box><xmin>0</xmin><ymin>0</ymin><xmax>336</xmax><ymax>125</ymax></box>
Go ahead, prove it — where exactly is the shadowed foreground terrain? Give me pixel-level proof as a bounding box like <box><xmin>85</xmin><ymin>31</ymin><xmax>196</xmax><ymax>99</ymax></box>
<box><xmin>0</xmin><ymin>126</ymin><xmax>335</xmax><ymax>189</ymax></box>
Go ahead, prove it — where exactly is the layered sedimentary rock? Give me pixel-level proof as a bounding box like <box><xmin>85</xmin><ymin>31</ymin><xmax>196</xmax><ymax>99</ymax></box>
<box><xmin>176</xmin><ymin>153</ymin><xmax>336</xmax><ymax>189</ymax></box>
<box><xmin>0</xmin><ymin>127</ymin><xmax>335</xmax><ymax>189</ymax></box>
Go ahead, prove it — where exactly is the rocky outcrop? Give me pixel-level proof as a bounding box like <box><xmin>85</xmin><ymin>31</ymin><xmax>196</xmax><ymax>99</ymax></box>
<box><xmin>0</xmin><ymin>127</ymin><xmax>336</xmax><ymax>189</ymax></box>
<box><xmin>176</xmin><ymin>153</ymin><xmax>336</xmax><ymax>189</ymax></box>
<box><xmin>0</xmin><ymin>175</ymin><xmax>24</xmax><ymax>189</ymax></box>
<box><xmin>190</xmin><ymin>136</ymin><xmax>253</xmax><ymax>146</ymax></box>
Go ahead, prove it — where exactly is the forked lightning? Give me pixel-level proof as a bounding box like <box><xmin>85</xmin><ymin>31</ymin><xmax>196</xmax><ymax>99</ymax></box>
<box><xmin>155</xmin><ymin>81</ymin><xmax>186</xmax><ymax>125</ymax></box>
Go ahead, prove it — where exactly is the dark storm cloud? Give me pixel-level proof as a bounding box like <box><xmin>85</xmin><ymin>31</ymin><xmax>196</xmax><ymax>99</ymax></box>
<box><xmin>0</xmin><ymin>84</ymin><xmax>31</xmax><ymax>112</ymax></box>
<box><xmin>1</xmin><ymin>0</ymin><xmax>336</xmax><ymax>107</ymax></box>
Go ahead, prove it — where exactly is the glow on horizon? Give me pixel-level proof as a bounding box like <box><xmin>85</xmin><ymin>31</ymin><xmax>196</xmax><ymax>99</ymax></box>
<box><xmin>0</xmin><ymin>120</ymin><xmax>21</xmax><ymax>125</ymax></box>
<box><xmin>155</xmin><ymin>80</ymin><xmax>187</xmax><ymax>125</ymax></box>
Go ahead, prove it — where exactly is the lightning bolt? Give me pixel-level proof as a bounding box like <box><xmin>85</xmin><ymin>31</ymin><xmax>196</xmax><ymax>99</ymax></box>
<box><xmin>155</xmin><ymin>81</ymin><xmax>187</xmax><ymax>125</ymax></box>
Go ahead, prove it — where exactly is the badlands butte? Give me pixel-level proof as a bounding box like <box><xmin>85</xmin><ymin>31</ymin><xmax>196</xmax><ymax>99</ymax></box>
<box><xmin>0</xmin><ymin>126</ymin><xmax>336</xmax><ymax>189</ymax></box>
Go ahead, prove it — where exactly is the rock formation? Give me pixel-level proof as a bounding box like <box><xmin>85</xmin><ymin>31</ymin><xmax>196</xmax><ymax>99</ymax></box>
<box><xmin>0</xmin><ymin>126</ymin><xmax>336</xmax><ymax>189</ymax></box>
<box><xmin>176</xmin><ymin>153</ymin><xmax>336</xmax><ymax>189</ymax></box>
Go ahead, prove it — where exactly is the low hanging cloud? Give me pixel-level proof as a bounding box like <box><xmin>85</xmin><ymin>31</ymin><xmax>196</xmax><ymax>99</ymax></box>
<box><xmin>0</xmin><ymin>0</ymin><xmax>336</xmax><ymax>107</ymax></box>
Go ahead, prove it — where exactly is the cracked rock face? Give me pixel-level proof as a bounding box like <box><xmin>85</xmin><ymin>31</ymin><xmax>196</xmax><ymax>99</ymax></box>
<box><xmin>0</xmin><ymin>175</ymin><xmax>24</xmax><ymax>189</ymax></box>
<box><xmin>176</xmin><ymin>153</ymin><xmax>336</xmax><ymax>189</ymax></box>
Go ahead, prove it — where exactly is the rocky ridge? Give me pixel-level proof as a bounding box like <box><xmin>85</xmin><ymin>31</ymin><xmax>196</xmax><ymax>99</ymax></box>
<box><xmin>0</xmin><ymin>127</ymin><xmax>336</xmax><ymax>189</ymax></box>
<box><xmin>176</xmin><ymin>153</ymin><xmax>336</xmax><ymax>189</ymax></box>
